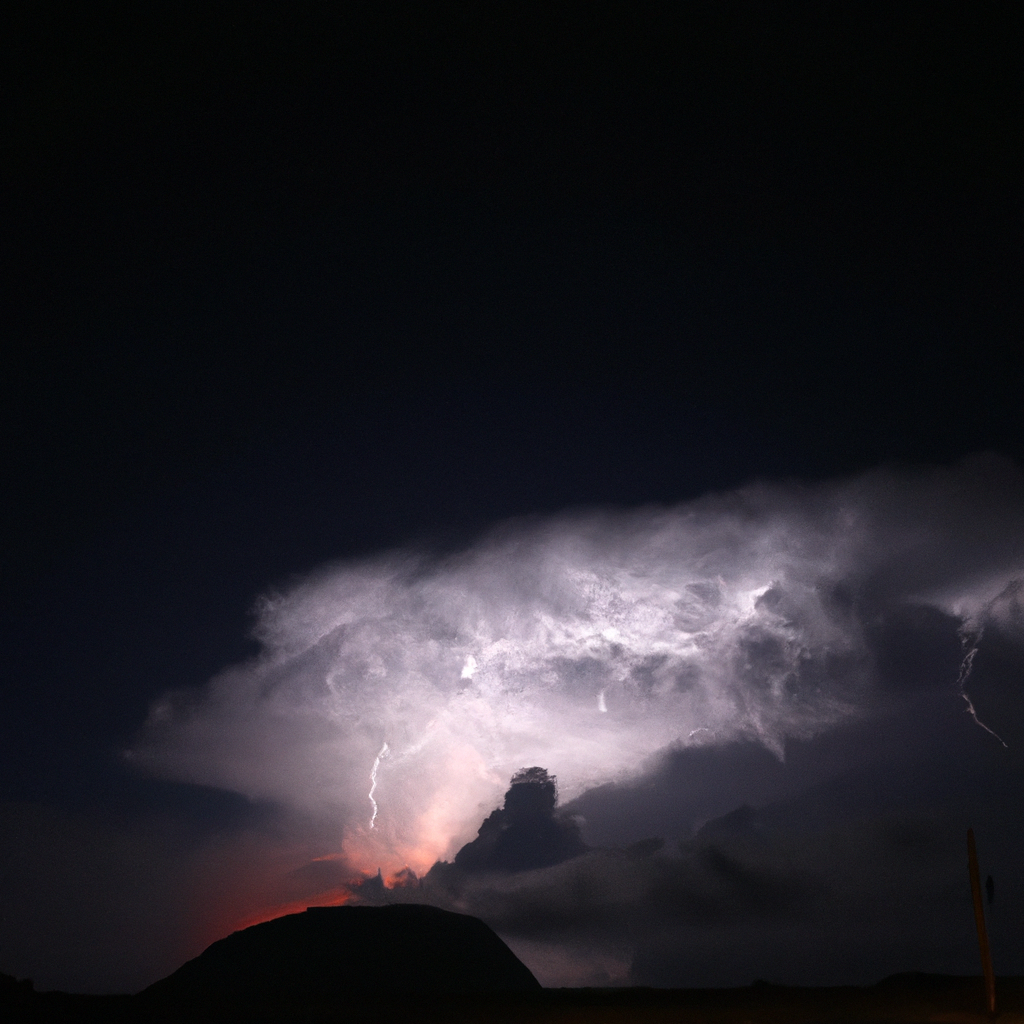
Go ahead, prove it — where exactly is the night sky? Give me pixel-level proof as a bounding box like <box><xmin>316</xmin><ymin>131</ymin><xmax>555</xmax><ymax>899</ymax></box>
<box><xmin>2</xmin><ymin>4</ymin><xmax>1023</xmax><ymax>994</ymax></box>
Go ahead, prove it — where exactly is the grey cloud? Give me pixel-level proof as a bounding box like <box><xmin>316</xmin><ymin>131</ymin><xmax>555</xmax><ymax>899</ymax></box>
<box><xmin>453</xmin><ymin>768</ymin><xmax>587</xmax><ymax>874</ymax></box>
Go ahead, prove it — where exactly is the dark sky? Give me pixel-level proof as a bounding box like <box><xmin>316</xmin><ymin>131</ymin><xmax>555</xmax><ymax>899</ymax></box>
<box><xmin>1</xmin><ymin>3</ymin><xmax>1022</xmax><ymax>994</ymax></box>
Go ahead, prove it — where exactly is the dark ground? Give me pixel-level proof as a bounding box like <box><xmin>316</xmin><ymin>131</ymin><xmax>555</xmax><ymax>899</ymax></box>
<box><xmin>4</xmin><ymin>973</ymin><xmax>1024</xmax><ymax>1023</ymax></box>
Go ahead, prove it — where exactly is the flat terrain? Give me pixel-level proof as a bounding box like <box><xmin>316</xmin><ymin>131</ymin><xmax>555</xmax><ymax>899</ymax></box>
<box><xmin>5</xmin><ymin>975</ymin><xmax>1024</xmax><ymax>1023</ymax></box>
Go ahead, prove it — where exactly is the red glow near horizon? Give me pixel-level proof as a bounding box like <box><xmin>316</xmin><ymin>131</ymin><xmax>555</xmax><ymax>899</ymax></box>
<box><xmin>230</xmin><ymin>888</ymin><xmax>356</xmax><ymax>934</ymax></box>
<box><xmin>213</xmin><ymin>863</ymin><xmax>423</xmax><ymax>942</ymax></box>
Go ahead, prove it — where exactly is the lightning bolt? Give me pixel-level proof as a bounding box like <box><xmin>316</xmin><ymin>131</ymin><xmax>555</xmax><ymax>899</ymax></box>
<box><xmin>368</xmin><ymin>741</ymin><xmax>390</xmax><ymax>828</ymax></box>
<box><xmin>957</xmin><ymin>623</ymin><xmax>1008</xmax><ymax>748</ymax></box>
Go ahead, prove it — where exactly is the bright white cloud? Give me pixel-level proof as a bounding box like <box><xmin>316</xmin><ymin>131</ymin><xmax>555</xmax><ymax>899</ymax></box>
<box><xmin>129</xmin><ymin>455</ymin><xmax>1024</xmax><ymax>876</ymax></box>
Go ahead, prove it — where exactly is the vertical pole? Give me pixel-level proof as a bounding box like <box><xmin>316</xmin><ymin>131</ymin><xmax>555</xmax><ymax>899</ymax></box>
<box><xmin>967</xmin><ymin>828</ymin><xmax>996</xmax><ymax>1017</ymax></box>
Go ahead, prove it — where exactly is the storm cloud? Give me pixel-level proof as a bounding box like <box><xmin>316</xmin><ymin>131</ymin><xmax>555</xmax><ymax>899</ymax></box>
<box><xmin>6</xmin><ymin>456</ymin><xmax>1023</xmax><ymax>993</ymax></box>
<box><xmin>127</xmin><ymin>455</ymin><xmax>1024</xmax><ymax>886</ymax></box>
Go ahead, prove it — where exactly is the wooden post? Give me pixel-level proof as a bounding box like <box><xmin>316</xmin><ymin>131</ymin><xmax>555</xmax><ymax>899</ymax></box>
<box><xmin>967</xmin><ymin>828</ymin><xmax>996</xmax><ymax>1017</ymax></box>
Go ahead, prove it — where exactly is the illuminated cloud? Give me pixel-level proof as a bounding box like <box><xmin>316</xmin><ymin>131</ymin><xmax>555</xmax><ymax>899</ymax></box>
<box><xmin>128</xmin><ymin>455</ymin><xmax>1024</xmax><ymax>877</ymax></box>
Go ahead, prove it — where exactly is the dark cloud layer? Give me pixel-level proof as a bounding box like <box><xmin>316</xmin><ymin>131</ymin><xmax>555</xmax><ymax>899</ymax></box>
<box><xmin>452</xmin><ymin>768</ymin><xmax>587</xmax><ymax>874</ymax></box>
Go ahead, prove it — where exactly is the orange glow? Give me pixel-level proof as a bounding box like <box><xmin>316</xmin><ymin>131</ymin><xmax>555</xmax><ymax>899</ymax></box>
<box><xmin>230</xmin><ymin>887</ymin><xmax>356</xmax><ymax>933</ymax></box>
<box><xmin>185</xmin><ymin>851</ymin><xmax>436</xmax><ymax>972</ymax></box>
<box><xmin>219</xmin><ymin>863</ymin><xmax>427</xmax><ymax>939</ymax></box>
<box><xmin>385</xmin><ymin>867</ymin><xmax>419</xmax><ymax>888</ymax></box>
<box><xmin>342</xmin><ymin>829</ymin><xmax>444</xmax><ymax>879</ymax></box>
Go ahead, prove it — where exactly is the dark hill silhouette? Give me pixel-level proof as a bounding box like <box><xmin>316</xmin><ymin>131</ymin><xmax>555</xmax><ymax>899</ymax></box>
<box><xmin>141</xmin><ymin>904</ymin><xmax>539</xmax><ymax>1011</ymax></box>
<box><xmin>454</xmin><ymin>767</ymin><xmax>587</xmax><ymax>872</ymax></box>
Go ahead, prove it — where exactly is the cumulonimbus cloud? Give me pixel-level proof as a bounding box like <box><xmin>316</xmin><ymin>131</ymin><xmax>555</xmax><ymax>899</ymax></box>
<box><xmin>127</xmin><ymin>454</ymin><xmax>1024</xmax><ymax>876</ymax></box>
